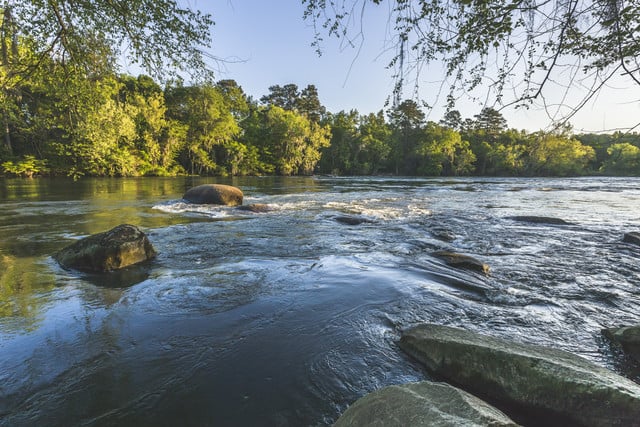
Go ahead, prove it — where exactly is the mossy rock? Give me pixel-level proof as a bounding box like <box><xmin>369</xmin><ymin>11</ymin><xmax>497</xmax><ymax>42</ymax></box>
<box><xmin>54</xmin><ymin>224</ymin><xmax>156</xmax><ymax>272</ymax></box>
<box><xmin>334</xmin><ymin>381</ymin><xmax>519</xmax><ymax>427</ymax></box>
<box><xmin>399</xmin><ymin>324</ymin><xmax>640</xmax><ymax>427</ymax></box>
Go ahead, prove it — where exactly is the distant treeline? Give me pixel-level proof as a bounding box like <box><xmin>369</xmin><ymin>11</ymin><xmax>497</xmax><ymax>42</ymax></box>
<box><xmin>1</xmin><ymin>72</ymin><xmax>639</xmax><ymax>178</ymax></box>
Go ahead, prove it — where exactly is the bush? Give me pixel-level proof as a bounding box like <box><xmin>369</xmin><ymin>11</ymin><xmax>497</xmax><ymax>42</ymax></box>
<box><xmin>2</xmin><ymin>155</ymin><xmax>49</xmax><ymax>178</ymax></box>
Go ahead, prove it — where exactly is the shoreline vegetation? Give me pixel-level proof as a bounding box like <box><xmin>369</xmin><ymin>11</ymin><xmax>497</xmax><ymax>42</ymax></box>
<box><xmin>1</xmin><ymin>75</ymin><xmax>639</xmax><ymax>180</ymax></box>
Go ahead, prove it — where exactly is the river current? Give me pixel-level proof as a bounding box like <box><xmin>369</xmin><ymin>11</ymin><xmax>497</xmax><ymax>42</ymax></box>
<box><xmin>0</xmin><ymin>176</ymin><xmax>639</xmax><ymax>426</ymax></box>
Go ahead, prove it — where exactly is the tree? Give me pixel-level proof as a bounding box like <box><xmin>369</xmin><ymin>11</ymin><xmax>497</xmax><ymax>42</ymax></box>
<box><xmin>165</xmin><ymin>84</ymin><xmax>239</xmax><ymax>175</ymax></box>
<box><xmin>257</xmin><ymin>106</ymin><xmax>330</xmax><ymax>175</ymax></box>
<box><xmin>473</xmin><ymin>108</ymin><xmax>507</xmax><ymax>137</ymax></box>
<box><xmin>318</xmin><ymin>110</ymin><xmax>360</xmax><ymax>174</ymax></box>
<box><xmin>357</xmin><ymin>111</ymin><xmax>392</xmax><ymax>174</ymax></box>
<box><xmin>388</xmin><ymin>99</ymin><xmax>425</xmax><ymax>174</ymax></box>
<box><xmin>414</xmin><ymin>122</ymin><xmax>475</xmax><ymax>176</ymax></box>
<box><xmin>0</xmin><ymin>1</ymin><xmax>213</xmax><ymax>81</ymax></box>
<box><xmin>260</xmin><ymin>84</ymin><xmax>300</xmax><ymax>110</ymax></box>
<box><xmin>440</xmin><ymin>110</ymin><xmax>463</xmax><ymax>132</ymax></box>
<box><xmin>216</xmin><ymin>79</ymin><xmax>250</xmax><ymax>121</ymax></box>
<box><xmin>296</xmin><ymin>84</ymin><xmax>326</xmax><ymax>123</ymax></box>
<box><xmin>525</xmin><ymin>133</ymin><xmax>596</xmax><ymax>176</ymax></box>
<box><xmin>260</xmin><ymin>83</ymin><xmax>326</xmax><ymax>123</ymax></box>
<box><xmin>601</xmin><ymin>142</ymin><xmax>640</xmax><ymax>175</ymax></box>
<box><xmin>302</xmin><ymin>0</ymin><xmax>640</xmax><ymax>127</ymax></box>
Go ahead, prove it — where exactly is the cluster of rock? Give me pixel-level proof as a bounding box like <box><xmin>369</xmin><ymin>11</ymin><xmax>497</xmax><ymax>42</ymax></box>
<box><xmin>337</xmin><ymin>324</ymin><xmax>640</xmax><ymax>426</ymax></box>
<box><xmin>53</xmin><ymin>184</ymin><xmax>264</xmax><ymax>275</ymax></box>
<box><xmin>336</xmin><ymin>216</ymin><xmax>640</xmax><ymax>426</ymax></box>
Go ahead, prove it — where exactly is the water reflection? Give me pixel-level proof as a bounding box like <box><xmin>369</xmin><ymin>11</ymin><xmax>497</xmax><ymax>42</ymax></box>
<box><xmin>0</xmin><ymin>255</ymin><xmax>56</xmax><ymax>332</ymax></box>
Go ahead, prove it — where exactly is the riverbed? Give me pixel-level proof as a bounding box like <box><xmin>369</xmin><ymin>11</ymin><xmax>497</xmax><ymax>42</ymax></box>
<box><xmin>1</xmin><ymin>176</ymin><xmax>639</xmax><ymax>426</ymax></box>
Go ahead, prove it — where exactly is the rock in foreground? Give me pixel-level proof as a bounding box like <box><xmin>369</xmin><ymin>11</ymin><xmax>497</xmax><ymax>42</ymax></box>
<box><xmin>54</xmin><ymin>224</ymin><xmax>156</xmax><ymax>272</ymax></box>
<box><xmin>603</xmin><ymin>325</ymin><xmax>640</xmax><ymax>363</ymax></box>
<box><xmin>334</xmin><ymin>381</ymin><xmax>519</xmax><ymax>427</ymax></box>
<box><xmin>183</xmin><ymin>184</ymin><xmax>243</xmax><ymax>206</ymax></box>
<box><xmin>399</xmin><ymin>324</ymin><xmax>640</xmax><ymax>427</ymax></box>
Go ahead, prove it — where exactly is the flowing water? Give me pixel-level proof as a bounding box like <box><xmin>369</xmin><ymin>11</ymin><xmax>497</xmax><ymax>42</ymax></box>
<box><xmin>1</xmin><ymin>176</ymin><xmax>639</xmax><ymax>426</ymax></box>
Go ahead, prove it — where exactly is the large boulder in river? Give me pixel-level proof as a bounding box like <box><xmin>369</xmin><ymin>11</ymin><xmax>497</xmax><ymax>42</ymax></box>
<box><xmin>183</xmin><ymin>184</ymin><xmax>243</xmax><ymax>206</ymax></box>
<box><xmin>432</xmin><ymin>251</ymin><xmax>490</xmax><ymax>275</ymax></box>
<box><xmin>623</xmin><ymin>232</ymin><xmax>640</xmax><ymax>246</ymax></box>
<box><xmin>399</xmin><ymin>324</ymin><xmax>640</xmax><ymax>427</ymax></box>
<box><xmin>603</xmin><ymin>325</ymin><xmax>640</xmax><ymax>363</ymax></box>
<box><xmin>54</xmin><ymin>224</ymin><xmax>156</xmax><ymax>272</ymax></box>
<box><xmin>334</xmin><ymin>381</ymin><xmax>519</xmax><ymax>427</ymax></box>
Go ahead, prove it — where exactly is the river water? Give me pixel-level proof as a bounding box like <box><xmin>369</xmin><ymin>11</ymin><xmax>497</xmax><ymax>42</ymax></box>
<box><xmin>1</xmin><ymin>176</ymin><xmax>639</xmax><ymax>426</ymax></box>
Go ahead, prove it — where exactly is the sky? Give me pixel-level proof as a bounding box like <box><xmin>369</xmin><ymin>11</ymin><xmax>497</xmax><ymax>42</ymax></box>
<box><xmin>146</xmin><ymin>0</ymin><xmax>640</xmax><ymax>133</ymax></box>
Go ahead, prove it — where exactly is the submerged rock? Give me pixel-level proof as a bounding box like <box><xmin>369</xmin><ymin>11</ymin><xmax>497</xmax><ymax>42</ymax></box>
<box><xmin>399</xmin><ymin>324</ymin><xmax>640</xmax><ymax>427</ymax></box>
<box><xmin>183</xmin><ymin>184</ymin><xmax>243</xmax><ymax>206</ymax></box>
<box><xmin>334</xmin><ymin>381</ymin><xmax>519</xmax><ymax>427</ymax></box>
<box><xmin>237</xmin><ymin>203</ymin><xmax>271</xmax><ymax>213</ymax></box>
<box><xmin>432</xmin><ymin>251</ymin><xmax>490</xmax><ymax>275</ymax></box>
<box><xmin>623</xmin><ymin>232</ymin><xmax>640</xmax><ymax>246</ymax></box>
<box><xmin>506</xmin><ymin>215</ymin><xmax>571</xmax><ymax>225</ymax></box>
<box><xmin>334</xmin><ymin>215</ymin><xmax>375</xmax><ymax>225</ymax></box>
<box><xmin>54</xmin><ymin>224</ymin><xmax>156</xmax><ymax>272</ymax></box>
<box><xmin>603</xmin><ymin>325</ymin><xmax>640</xmax><ymax>363</ymax></box>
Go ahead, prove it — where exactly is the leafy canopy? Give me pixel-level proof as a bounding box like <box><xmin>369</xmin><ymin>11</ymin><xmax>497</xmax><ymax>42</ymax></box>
<box><xmin>0</xmin><ymin>0</ymin><xmax>214</xmax><ymax>81</ymax></box>
<box><xmin>302</xmin><ymin>0</ymin><xmax>640</xmax><ymax>127</ymax></box>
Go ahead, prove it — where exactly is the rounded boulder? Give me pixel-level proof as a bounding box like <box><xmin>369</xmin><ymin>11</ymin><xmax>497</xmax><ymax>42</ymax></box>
<box><xmin>334</xmin><ymin>381</ymin><xmax>519</xmax><ymax>427</ymax></box>
<box><xmin>183</xmin><ymin>184</ymin><xmax>243</xmax><ymax>206</ymax></box>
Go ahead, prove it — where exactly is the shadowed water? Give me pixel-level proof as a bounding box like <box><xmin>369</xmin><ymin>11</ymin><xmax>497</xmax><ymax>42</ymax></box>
<box><xmin>1</xmin><ymin>176</ymin><xmax>639</xmax><ymax>426</ymax></box>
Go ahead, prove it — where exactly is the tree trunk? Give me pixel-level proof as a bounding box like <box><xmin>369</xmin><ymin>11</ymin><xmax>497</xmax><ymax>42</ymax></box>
<box><xmin>3</xmin><ymin>110</ymin><xmax>12</xmax><ymax>156</ymax></box>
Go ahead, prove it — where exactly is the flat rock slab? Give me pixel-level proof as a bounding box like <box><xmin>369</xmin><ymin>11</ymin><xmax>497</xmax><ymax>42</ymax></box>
<box><xmin>603</xmin><ymin>325</ymin><xmax>640</xmax><ymax>363</ymax></box>
<box><xmin>399</xmin><ymin>324</ymin><xmax>640</xmax><ymax>427</ymax></box>
<box><xmin>432</xmin><ymin>251</ymin><xmax>490</xmax><ymax>275</ymax></box>
<box><xmin>183</xmin><ymin>184</ymin><xmax>243</xmax><ymax>206</ymax></box>
<box><xmin>54</xmin><ymin>224</ymin><xmax>156</xmax><ymax>272</ymax></box>
<box><xmin>506</xmin><ymin>216</ymin><xmax>571</xmax><ymax>225</ymax></box>
<box><xmin>334</xmin><ymin>381</ymin><xmax>519</xmax><ymax>427</ymax></box>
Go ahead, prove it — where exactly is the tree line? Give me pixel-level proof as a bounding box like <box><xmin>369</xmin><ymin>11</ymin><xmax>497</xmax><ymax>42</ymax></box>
<box><xmin>1</xmin><ymin>70</ymin><xmax>639</xmax><ymax>178</ymax></box>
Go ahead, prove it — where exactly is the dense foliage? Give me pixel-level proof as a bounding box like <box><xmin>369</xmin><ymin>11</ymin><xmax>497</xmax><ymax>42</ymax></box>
<box><xmin>1</xmin><ymin>2</ymin><xmax>638</xmax><ymax>178</ymax></box>
<box><xmin>2</xmin><ymin>62</ymin><xmax>639</xmax><ymax>178</ymax></box>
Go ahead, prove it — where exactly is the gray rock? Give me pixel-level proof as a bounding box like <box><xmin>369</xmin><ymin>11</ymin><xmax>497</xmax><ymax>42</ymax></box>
<box><xmin>506</xmin><ymin>216</ymin><xmax>571</xmax><ymax>225</ymax></box>
<box><xmin>334</xmin><ymin>215</ymin><xmax>375</xmax><ymax>225</ymax></box>
<box><xmin>603</xmin><ymin>325</ymin><xmax>640</xmax><ymax>363</ymax></box>
<box><xmin>54</xmin><ymin>224</ymin><xmax>156</xmax><ymax>272</ymax></box>
<box><xmin>432</xmin><ymin>251</ymin><xmax>490</xmax><ymax>275</ymax></box>
<box><xmin>623</xmin><ymin>232</ymin><xmax>640</xmax><ymax>246</ymax></box>
<box><xmin>237</xmin><ymin>203</ymin><xmax>271</xmax><ymax>213</ymax></box>
<box><xmin>334</xmin><ymin>381</ymin><xmax>519</xmax><ymax>427</ymax></box>
<box><xmin>183</xmin><ymin>184</ymin><xmax>243</xmax><ymax>206</ymax></box>
<box><xmin>399</xmin><ymin>324</ymin><xmax>640</xmax><ymax>427</ymax></box>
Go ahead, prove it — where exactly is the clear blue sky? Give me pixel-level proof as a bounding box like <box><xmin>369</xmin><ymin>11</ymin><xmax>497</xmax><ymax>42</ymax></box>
<box><xmin>164</xmin><ymin>0</ymin><xmax>640</xmax><ymax>133</ymax></box>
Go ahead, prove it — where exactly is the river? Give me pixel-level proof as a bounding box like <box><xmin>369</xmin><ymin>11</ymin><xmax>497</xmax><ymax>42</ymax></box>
<box><xmin>1</xmin><ymin>176</ymin><xmax>639</xmax><ymax>426</ymax></box>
